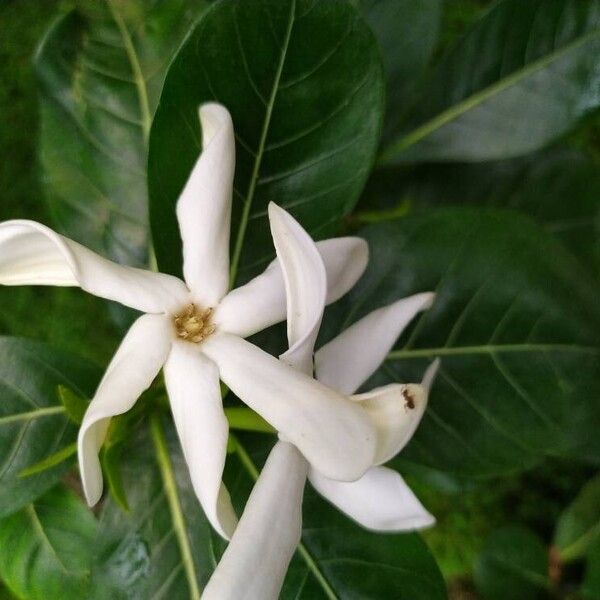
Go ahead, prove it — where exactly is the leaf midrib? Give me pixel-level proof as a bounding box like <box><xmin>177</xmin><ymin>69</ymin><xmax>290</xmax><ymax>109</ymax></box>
<box><xmin>228</xmin><ymin>0</ymin><xmax>296</xmax><ymax>287</ymax></box>
<box><xmin>27</xmin><ymin>504</ymin><xmax>71</xmax><ymax>575</ymax></box>
<box><xmin>387</xmin><ymin>343</ymin><xmax>599</xmax><ymax>360</ymax></box>
<box><xmin>105</xmin><ymin>0</ymin><xmax>152</xmax><ymax>141</ymax></box>
<box><xmin>0</xmin><ymin>406</ymin><xmax>65</xmax><ymax>426</ymax></box>
<box><xmin>149</xmin><ymin>415</ymin><xmax>201</xmax><ymax>600</ymax></box>
<box><xmin>379</xmin><ymin>27</ymin><xmax>600</xmax><ymax>161</ymax></box>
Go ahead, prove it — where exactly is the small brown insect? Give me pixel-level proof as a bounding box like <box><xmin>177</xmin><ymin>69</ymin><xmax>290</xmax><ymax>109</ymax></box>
<box><xmin>402</xmin><ymin>388</ymin><xmax>415</xmax><ymax>410</ymax></box>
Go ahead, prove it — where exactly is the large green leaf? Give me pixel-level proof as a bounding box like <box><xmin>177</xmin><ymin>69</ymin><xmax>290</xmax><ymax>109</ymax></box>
<box><xmin>380</xmin><ymin>0</ymin><xmax>600</xmax><ymax>163</ymax></box>
<box><xmin>321</xmin><ymin>209</ymin><xmax>600</xmax><ymax>477</ymax></box>
<box><xmin>473</xmin><ymin>527</ymin><xmax>549</xmax><ymax>600</ymax></box>
<box><xmin>92</xmin><ymin>419</ymin><xmax>446</xmax><ymax>599</ymax></box>
<box><xmin>35</xmin><ymin>0</ymin><xmax>206</xmax><ymax>267</ymax></box>
<box><xmin>554</xmin><ymin>472</ymin><xmax>600</xmax><ymax>561</ymax></box>
<box><xmin>0</xmin><ymin>485</ymin><xmax>97</xmax><ymax>600</ymax></box>
<box><xmin>0</xmin><ymin>337</ymin><xmax>99</xmax><ymax>517</ymax></box>
<box><xmin>362</xmin><ymin>148</ymin><xmax>600</xmax><ymax>277</ymax></box>
<box><xmin>149</xmin><ymin>0</ymin><xmax>384</xmax><ymax>283</ymax></box>
<box><xmin>358</xmin><ymin>0</ymin><xmax>442</xmax><ymax>137</ymax></box>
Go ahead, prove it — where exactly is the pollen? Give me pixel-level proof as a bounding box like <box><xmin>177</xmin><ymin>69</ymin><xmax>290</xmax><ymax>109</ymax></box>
<box><xmin>173</xmin><ymin>304</ymin><xmax>215</xmax><ymax>344</ymax></box>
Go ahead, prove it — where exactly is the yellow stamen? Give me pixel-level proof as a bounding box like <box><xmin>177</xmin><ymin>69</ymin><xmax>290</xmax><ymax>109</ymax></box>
<box><xmin>173</xmin><ymin>304</ymin><xmax>215</xmax><ymax>344</ymax></box>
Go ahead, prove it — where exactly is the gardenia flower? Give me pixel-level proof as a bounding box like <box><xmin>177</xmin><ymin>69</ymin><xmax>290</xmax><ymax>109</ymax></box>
<box><xmin>203</xmin><ymin>204</ymin><xmax>437</xmax><ymax>599</ymax></box>
<box><xmin>0</xmin><ymin>103</ymin><xmax>378</xmax><ymax>539</ymax></box>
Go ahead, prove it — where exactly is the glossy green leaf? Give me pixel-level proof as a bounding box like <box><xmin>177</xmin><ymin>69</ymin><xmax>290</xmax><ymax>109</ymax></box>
<box><xmin>554</xmin><ymin>472</ymin><xmax>600</xmax><ymax>561</ymax></box>
<box><xmin>0</xmin><ymin>485</ymin><xmax>97</xmax><ymax>600</ymax></box>
<box><xmin>381</xmin><ymin>0</ymin><xmax>600</xmax><ymax>163</ymax></box>
<box><xmin>358</xmin><ymin>0</ymin><xmax>442</xmax><ymax>136</ymax></box>
<box><xmin>149</xmin><ymin>0</ymin><xmax>384</xmax><ymax>283</ymax></box>
<box><xmin>474</xmin><ymin>527</ymin><xmax>549</xmax><ymax>600</ymax></box>
<box><xmin>35</xmin><ymin>0</ymin><xmax>206</xmax><ymax>267</ymax></box>
<box><xmin>320</xmin><ymin>209</ymin><xmax>600</xmax><ymax>477</ymax></box>
<box><xmin>0</xmin><ymin>337</ymin><xmax>99</xmax><ymax>517</ymax></box>
<box><xmin>363</xmin><ymin>148</ymin><xmax>600</xmax><ymax>277</ymax></box>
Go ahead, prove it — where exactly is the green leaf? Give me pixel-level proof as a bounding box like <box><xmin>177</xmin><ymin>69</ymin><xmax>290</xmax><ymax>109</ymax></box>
<box><xmin>321</xmin><ymin>209</ymin><xmax>600</xmax><ymax>477</ymax></box>
<box><xmin>0</xmin><ymin>485</ymin><xmax>97</xmax><ymax>600</ymax></box>
<box><xmin>364</xmin><ymin>148</ymin><xmax>600</xmax><ymax>277</ymax></box>
<box><xmin>19</xmin><ymin>442</ymin><xmax>77</xmax><ymax>478</ymax></box>
<box><xmin>0</xmin><ymin>583</ymin><xmax>17</xmax><ymax>600</ymax></box>
<box><xmin>0</xmin><ymin>337</ymin><xmax>100</xmax><ymax>517</ymax></box>
<box><xmin>232</xmin><ymin>438</ymin><xmax>448</xmax><ymax>600</ymax></box>
<box><xmin>474</xmin><ymin>526</ymin><xmax>549</xmax><ymax>600</ymax></box>
<box><xmin>359</xmin><ymin>0</ymin><xmax>442</xmax><ymax>136</ymax></box>
<box><xmin>35</xmin><ymin>0</ymin><xmax>207</xmax><ymax>268</ymax></box>
<box><xmin>381</xmin><ymin>0</ymin><xmax>600</xmax><ymax>163</ymax></box>
<box><xmin>554</xmin><ymin>472</ymin><xmax>600</xmax><ymax>561</ymax></box>
<box><xmin>58</xmin><ymin>384</ymin><xmax>88</xmax><ymax>425</ymax></box>
<box><xmin>149</xmin><ymin>0</ymin><xmax>384</xmax><ymax>283</ymax></box>
<box><xmin>584</xmin><ymin>540</ymin><xmax>600</xmax><ymax>599</ymax></box>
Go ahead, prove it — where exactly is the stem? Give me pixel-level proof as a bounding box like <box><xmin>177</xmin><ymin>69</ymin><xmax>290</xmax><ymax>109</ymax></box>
<box><xmin>149</xmin><ymin>414</ymin><xmax>201</xmax><ymax>600</ymax></box>
<box><xmin>228</xmin><ymin>0</ymin><xmax>296</xmax><ymax>288</ymax></box>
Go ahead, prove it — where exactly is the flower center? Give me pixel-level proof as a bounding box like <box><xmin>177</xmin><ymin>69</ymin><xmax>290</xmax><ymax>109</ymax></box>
<box><xmin>173</xmin><ymin>304</ymin><xmax>215</xmax><ymax>344</ymax></box>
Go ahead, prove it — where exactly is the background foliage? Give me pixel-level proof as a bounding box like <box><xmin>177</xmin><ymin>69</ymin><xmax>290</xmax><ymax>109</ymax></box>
<box><xmin>0</xmin><ymin>0</ymin><xmax>599</xmax><ymax>598</ymax></box>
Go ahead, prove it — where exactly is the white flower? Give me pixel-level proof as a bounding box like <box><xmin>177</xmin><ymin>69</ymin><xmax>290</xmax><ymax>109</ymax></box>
<box><xmin>0</xmin><ymin>104</ymin><xmax>378</xmax><ymax>539</ymax></box>
<box><xmin>203</xmin><ymin>204</ymin><xmax>437</xmax><ymax>598</ymax></box>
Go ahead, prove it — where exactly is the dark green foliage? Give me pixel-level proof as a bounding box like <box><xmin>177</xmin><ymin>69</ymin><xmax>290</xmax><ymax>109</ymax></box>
<box><xmin>149</xmin><ymin>0</ymin><xmax>385</xmax><ymax>283</ymax></box>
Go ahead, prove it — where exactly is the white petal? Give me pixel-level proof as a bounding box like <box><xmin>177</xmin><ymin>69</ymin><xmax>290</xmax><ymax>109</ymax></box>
<box><xmin>268</xmin><ymin>203</ymin><xmax>326</xmax><ymax>374</ymax></box>
<box><xmin>163</xmin><ymin>341</ymin><xmax>237</xmax><ymax>539</ymax></box>
<box><xmin>203</xmin><ymin>441</ymin><xmax>307</xmax><ymax>600</ymax></box>
<box><xmin>310</xmin><ymin>466</ymin><xmax>435</xmax><ymax>532</ymax></box>
<box><xmin>352</xmin><ymin>383</ymin><xmax>428</xmax><ymax>465</ymax></box>
<box><xmin>316</xmin><ymin>236</ymin><xmax>369</xmax><ymax>304</ymax></box>
<box><xmin>422</xmin><ymin>358</ymin><xmax>441</xmax><ymax>392</ymax></box>
<box><xmin>176</xmin><ymin>103</ymin><xmax>235</xmax><ymax>305</ymax></box>
<box><xmin>0</xmin><ymin>220</ymin><xmax>189</xmax><ymax>313</ymax></box>
<box><xmin>203</xmin><ymin>333</ymin><xmax>376</xmax><ymax>481</ymax></box>
<box><xmin>214</xmin><ymin>237</ymin><xmax>368</xmax><ymax>338</ymax></box>
<box><xmin>78</xmin><ymin>314</ymin><xmax>172</xmax><ymax>505</ymax></box>
<box><xmin>315</xmin><ymin>292</ymin><xmax>435</xmax><ymax>394</ymax></box>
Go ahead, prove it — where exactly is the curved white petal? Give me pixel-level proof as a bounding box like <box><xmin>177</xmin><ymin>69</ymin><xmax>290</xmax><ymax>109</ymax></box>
<box><xmin>176</xmin><ymin>103</ymin><xmax>235</xmax><ymax>305</ymax></box>
<box><xmin>0</xmin><ymin>220</ymin><xmax>189</xmax><ymax>314</ymax></box>
<box><xmin>315</xmin><ymin>292</ymin><xmax>435</xmax><ymax>394</ymax></box>
<box><xmin>316</xmin><ymin>236</ymin><xmax>369</xmax><ymax>304</ymax></box>
<box><xmin>310</xmin><ymin>466</ymin><xmax>435</xmax><ymax>532</ymax></box>
<box><xmin>203</xmin><ymin>441</ymin><xmax>307</xmax><ymax>600</ymax></box>
<box><xmin>78</xmin><ymin>314</ymin><xmax>172</xmax><ymax>505</ymax></box>
<box><xmin>164</xmin><ymin>341</ymin><xmax>237</xmax><ymax>539</ymax></box>
<box><xmin>352</xmin><ymin>383</ymin><xmax>428</xmax><ymax>465</ymax></box>
<box><xmin>214</xmin><ymin>237</ymin><xmax>368</xmax><ymax>338</ymax></box>
<box><xmin>203</xmin><ymin>333</ymin><xmax>376</xmax><ymax>481</ymax></box>
<box><xmin>422</xmin><ymin>358</ymin><xmax>441</xmax><ymax>393</ymax></box>
<box><xmin>269</xmin><ymin>203</ymin><xmax>326</xmax><ymax>374</ymax></box>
